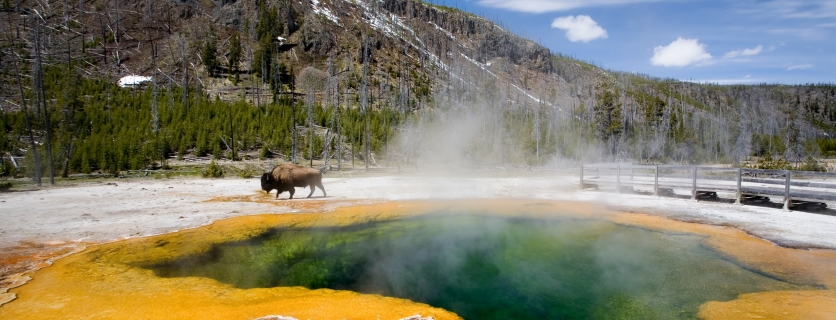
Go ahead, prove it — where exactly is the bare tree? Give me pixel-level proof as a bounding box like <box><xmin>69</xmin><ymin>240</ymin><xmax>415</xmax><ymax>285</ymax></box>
<box><xmin>33</xmin><ymin>18</ymin><xmax>55</xmax><ymax>185</ymax></box>
<box><xmin>324</xmin><ymin>57</ymin><xmax>338</xmax><ymax>170</ymax></box>
<box><xmin>339</xmin><ymin>57</ymin><xmax>351</xmax><ymax>170</ymax></box>
<box><xmin>8</xmin><ymin>21</ymin><xmax>42</xmax><ymax>185</ymax></box>
<box><xmin>361</xmin><ymin>35</ymin><xmax>370</xmax><ymax>170</ymax></box>
<box><xmin>63</xmin><ymin>0</ymin><xmax>72</xmax><ymax>65</ymax></box>
<box><xmin>98</xmin><ymin>13</ymin><xmax>107</xmax><ymax>66</ymax></box>
<box><xmin>290</xmin><ymin>65</ymin><xmax>298</xmax><ymax>164</ymax></box>
<box><xmin>151</xmin><ymin>41</ymin><xmax>159</xmax><ymax>132</ymax></box>
<box><xmin>181</xmin><ymin>38</ymin><xmax>189</xmax><ymax>112</ymax></box>
<box><xmin>114</xmin><ymin>0</ymin><xmax>121</xmax><ymax>66</ymax></box>
<box><xmin>299</xmin><ymin>66</ymin><xmax>326</xmax><ymax>166</ymax></box>
<box><xmin>78</xmin><ymin>0</ymin><xmax>86</xmax><ymax>58</ymax></box>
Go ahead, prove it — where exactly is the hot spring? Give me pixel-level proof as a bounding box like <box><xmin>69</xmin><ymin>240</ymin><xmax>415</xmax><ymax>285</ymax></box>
<box><xmin>6</xmin><ymin>200</ymin><xmax>834</xmax><ymax>320</ymax></box>
<box><xmin>149</xmin><ymin>212</ymin><xmax>808</xmax><ymax>319</ymax></box>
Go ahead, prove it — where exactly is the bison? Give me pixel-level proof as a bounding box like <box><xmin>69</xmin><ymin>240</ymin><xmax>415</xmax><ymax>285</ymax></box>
<box><xmin>260</xmin><ymin>164</ymin><xmax>326</xmax><ymax>199</ymax></box>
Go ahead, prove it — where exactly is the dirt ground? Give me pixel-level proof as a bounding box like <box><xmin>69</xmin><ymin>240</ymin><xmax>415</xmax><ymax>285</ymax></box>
<box><xmin>2</xmin><ymin>169</ymin><xmax>836</xmax><ymax>309</ymax></box>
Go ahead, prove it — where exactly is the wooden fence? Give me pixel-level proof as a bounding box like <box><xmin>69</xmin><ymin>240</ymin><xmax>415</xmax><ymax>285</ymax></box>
<box><xmin>580</xmin><ymin>164</ymin><xmax>836</xmax><ymax>210</ymax></box>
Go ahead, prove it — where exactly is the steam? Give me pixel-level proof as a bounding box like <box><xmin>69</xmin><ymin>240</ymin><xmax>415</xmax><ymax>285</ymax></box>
<box><xmin>386</xmin><ymin>56</ymin><xmax>606</xmax><ymax>170</ymax></box>
<box><xmin>342</xmin><ymin>215</ymin><xmax>803</xmax><ymax>319</ymax></box>
<box><xmin>391</xmin><ymin>105</ymin><xmax>519</xmax><ymax>168</ymax></box>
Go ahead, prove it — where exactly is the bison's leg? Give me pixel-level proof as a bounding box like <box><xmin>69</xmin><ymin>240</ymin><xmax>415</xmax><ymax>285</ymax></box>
<box><xmin>307</xmin><ymin>184</ymin><xmax>315</xmax><ymax>198</ymax></box>
<box><xmin>288</xmin><ymin>188</ymin><xmax>295</xmax><ymax>199</ymax></box>
<box><xmin>317</xmin><ymin>181</ymin><xmax>326</xmax><ymax>197</ymax></box>
<box><xmin>274</xmin><ymin>190</ymin><xmax>279</xmax><ymax>199</ymax></box>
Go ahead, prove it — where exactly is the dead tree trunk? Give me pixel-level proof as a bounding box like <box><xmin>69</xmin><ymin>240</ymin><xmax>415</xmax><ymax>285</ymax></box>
<box><xmin>291</xmin><ymin>66</ymin><xmax>298</xmax><ymax>164</ymax></box>
<box><xmin>152</xmin><ymin>41</ymin><xmax>159</xmax><ymax>132</ymax></box>
<box><xmin>34</xmin><ymin>20</ymin><xmax>55</xmax><ymax>185</ymax></box>
<box><xmin>78</xmin><ymin>0</ymin><xmax>85</xmax><ymax>57</ymax></box>
<box><xmin>9</xmin><ymin>22</ymin><xmax>42</xmax><ymax>186</ymax></box>
<box><xmin>114</xmin><ymin>0</ymin><xmax>121</xmax><ymax>66</ymax></box>
<box><xmin>361</xmin><ymin>35</ymin><xmax>370</xmax><ymax>170</ymax></box>
<box><xmin>98</xmin><ymin>14</ymin><xmax>107</xmax><ymax>65</ymax></box>
<box><xmin>181</xmin><ymin>39</ymin><xmax>189</xmax><ymax>113</ymax></box>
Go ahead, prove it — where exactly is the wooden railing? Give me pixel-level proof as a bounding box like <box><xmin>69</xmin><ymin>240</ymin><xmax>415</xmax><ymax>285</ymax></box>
<box><xmin>580</xmin><ymin>164</ymin><xmax>836</xmax><ymax>210</ymax></box>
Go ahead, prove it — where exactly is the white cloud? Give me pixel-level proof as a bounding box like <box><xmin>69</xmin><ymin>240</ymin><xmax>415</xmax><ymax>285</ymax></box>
<box><xmin>650</xmin><ymin>37</ymin><xmax>712</xmax><ymax>67</ymax></box>
<box><xmin>477</xmin><ymin>0</ymin><xmax>661</xmax><ymax>13</ymax></box>
<box><xmin>787</xmin><ymin>63</ymin><xmax>813</xmax><ymax>70</ymax></box>
<box><xmin>551</xmin><ymin>15</ymin><xmax>608</xmax><ymax>42</ymax></box>
<box><xmin>723</xmin><ymin>45</ymin><xmax>763</xmax><ymax>59</ymax></box>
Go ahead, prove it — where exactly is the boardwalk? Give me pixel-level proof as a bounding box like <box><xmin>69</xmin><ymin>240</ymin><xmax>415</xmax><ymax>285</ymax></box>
<box><xmin>581</xmin><ymin>164</ymin><xmax>836</xmax><ymax>210</ymax></box>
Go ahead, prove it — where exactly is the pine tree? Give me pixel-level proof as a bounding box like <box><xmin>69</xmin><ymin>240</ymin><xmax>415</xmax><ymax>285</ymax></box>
<box><xmin>202</xmin><ymin>38</ymin><xmax>219</xmax><ymax>77</ymax></box>
<box><xmin>228</xmin><ymin>32</ymin><xmax>242</xmax><ymax>84</ymax></box>
<box><xmin>594</xmin><ymin>83</ymin><xmax>623</xmax><ymax>159</ymax></box>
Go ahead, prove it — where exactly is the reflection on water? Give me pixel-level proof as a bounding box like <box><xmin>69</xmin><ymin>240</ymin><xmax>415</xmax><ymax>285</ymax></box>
<box><xmin>150</xmin><ymin>215</ymin><xmax>807</xmax><ymax>319</ymax></box>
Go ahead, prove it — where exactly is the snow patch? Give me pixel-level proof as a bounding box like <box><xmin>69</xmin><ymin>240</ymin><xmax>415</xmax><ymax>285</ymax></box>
<box><xmin>117</xmin><ymin>75</ymin><xmax>152</xmax><ymax>88</ymax></box>
<box><xmin>456</xmin><ymin>52</ymin><xmax>566</xmax><ymax>114</ymax></box>
<box><xmin>311</xmin><ymin>0</ymin><xmax>340</xmax><ymax>25</ymax></box>
<box><xmin>431</xmin><ymin>22</ymin><xmax>456</xmax><ymax>40</ymax></box>
<box><xmin>351</xmin><ymin>0</ymin><xmax>450</xmax><ymax>72</ymax></box>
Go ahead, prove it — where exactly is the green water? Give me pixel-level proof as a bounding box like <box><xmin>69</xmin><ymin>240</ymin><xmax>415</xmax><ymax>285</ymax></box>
<box><xmin>150</xmin><ymin>215</ymin><xmax>806</xmax><ymax>319</ymax></box>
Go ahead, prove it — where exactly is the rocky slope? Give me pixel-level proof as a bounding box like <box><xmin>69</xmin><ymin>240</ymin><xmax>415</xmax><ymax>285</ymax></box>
<box><xmin>1</xmin><ymin>0</ymin><xmax>835</xmax><ymax>164</ymax></box>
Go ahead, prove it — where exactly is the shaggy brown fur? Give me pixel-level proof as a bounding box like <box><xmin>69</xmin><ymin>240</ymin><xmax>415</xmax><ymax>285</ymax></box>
<box><xmin>260</xmin><ymin>164</ymin><xmax>326</xmax><ymax>199</ymax></box>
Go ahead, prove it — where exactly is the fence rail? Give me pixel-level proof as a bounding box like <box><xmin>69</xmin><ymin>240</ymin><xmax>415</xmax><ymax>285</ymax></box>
<box><xmin>580</xmin><ymin>164</ymin><xmax>836</xmax><ymax>210</ymax></box>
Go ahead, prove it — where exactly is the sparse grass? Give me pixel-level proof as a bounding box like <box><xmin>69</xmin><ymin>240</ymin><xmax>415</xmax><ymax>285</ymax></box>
<box><xmin>202</xmin><ymin>160</ymin><xmax>224</xmax><ymax>178</ymax></box>
<box><xmin>552</xmin><ymin>55</ymin><xmax>600</xmax><ymax>72</ymax></box>
<box><xmin>229</xmin><ymin>163</ymin><xmax>262</xmax><ymax>179</ymax></box>
<box><xmin>417</xmin><ymin>0</ymin><xmax>460</xmax><ymax>13</ymax></box>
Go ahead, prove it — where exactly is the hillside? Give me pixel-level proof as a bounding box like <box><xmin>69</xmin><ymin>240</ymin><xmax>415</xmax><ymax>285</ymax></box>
<box><xmin>1</xmin><ymin>0</ymin><xmax>835</xmax><ymax>181</ymax></box>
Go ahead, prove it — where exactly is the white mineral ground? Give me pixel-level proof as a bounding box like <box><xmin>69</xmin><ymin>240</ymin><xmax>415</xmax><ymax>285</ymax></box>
<box><xmin>4</xmin><ymin>170</ymin><xmax>836</xmax><ymax>249</ymax></box>
<box><xmin>2</xmin><ymin>169</ymin><xmax>836</xmax><ymax>304</ymax></box>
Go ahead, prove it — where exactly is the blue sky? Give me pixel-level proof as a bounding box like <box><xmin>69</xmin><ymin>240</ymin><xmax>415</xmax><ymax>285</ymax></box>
<box><xmin>424</xmin><ymin>0</ymin><xmax>835</xmax><ymax>84</ymax></box>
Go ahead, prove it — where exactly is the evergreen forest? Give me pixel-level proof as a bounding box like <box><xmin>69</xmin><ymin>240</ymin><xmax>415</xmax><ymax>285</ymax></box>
<box><xmin>2</xmin><ymin>0</ymin><xmax>836</xmax><ymax>186</ymax></box>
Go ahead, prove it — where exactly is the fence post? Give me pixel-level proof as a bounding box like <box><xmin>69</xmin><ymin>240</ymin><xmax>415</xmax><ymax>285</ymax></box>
<box><xmin>617</xmin><ymin>164</ymin><xmax>621</xmax><ymax>194</ymax></box>
<box><xmin>654</xmin><ymin>165</ymin><xmax>659</xmax><ymax>196</ymax></box>
<box><xmin>783</xmin><ymin>170</ymin><xmax>791</xmax><ymax>211</ymax></box>
<box><xmin>691</xmin><ymin>166</ymin><xmax>697</xmax><ymax>200</ymax></box>
<box><xmin>579</xmin><ymin>164</ymin><xmax>584</xmax><ymax>190</ymax></box>
<box><xmin>735</xmin><ymin>168</ymin><xmax>742</xmax><ymax>205</ymax></box>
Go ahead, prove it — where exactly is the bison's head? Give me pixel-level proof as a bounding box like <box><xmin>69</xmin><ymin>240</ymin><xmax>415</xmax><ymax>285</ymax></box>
<box><xmin>260</xmin><ymin>173</ymin><xmax>274</xmax><ymax>192</ymax></box>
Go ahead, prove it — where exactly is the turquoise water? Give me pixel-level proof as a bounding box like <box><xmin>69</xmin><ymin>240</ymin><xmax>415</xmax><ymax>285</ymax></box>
<box><xmin>150</xmin><ymin>215</ymin><xmax>806</xmax><ymax>319</ymax></box>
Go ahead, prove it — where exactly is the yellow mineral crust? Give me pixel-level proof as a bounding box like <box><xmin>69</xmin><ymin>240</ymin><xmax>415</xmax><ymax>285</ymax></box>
<box><xmin>1</xmin><ymin>201</ymin><xmax>467</xmax><ymax>320</ymax></box>
<box><xmin>610</xmin><ymin>212</ymin><xmax>836</xmax><ymax>319</ymax></box>
<box><xmin>2</xmin><ymin>199</ymin><xmax>836</xmax><ymax>320</ymax></box>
